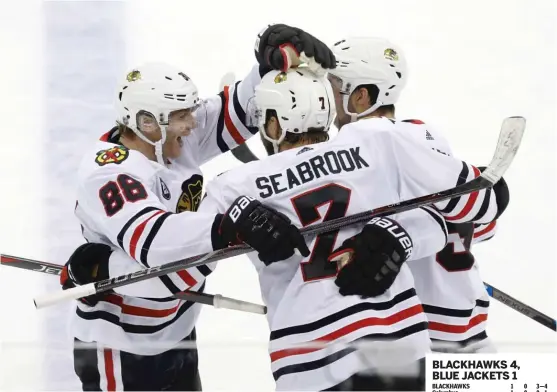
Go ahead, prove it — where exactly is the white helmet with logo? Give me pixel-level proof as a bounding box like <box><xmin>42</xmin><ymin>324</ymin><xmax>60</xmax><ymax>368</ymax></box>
<box><xmin>115</xmin><ymin>62</ymin><xmax>204</xmax><ymax>164</ymax></box>
<box><xmin>328</xmin><ymin>37</ymin><xmax>408</xmax><ymax>121</ymax></box>
<box><xmin>247</xmin><ymin>67</ymin><xmax>336</xmax><ymax>153</ymax></box>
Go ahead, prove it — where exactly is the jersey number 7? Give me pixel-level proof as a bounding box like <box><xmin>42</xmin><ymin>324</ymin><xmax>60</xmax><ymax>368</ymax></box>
<box><xmin>291</xmin><ymin>183</ymin><xmax>351</xmax><ymax>282</ymax></box>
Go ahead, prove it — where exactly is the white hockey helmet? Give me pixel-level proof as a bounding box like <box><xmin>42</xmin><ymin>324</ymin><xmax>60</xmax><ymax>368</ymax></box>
<box><xmin>115</xmin><ymin>62</ymin><xmax>204</xmax><ymax>164</ymax></box>
<box><xmin>247</xmin><ymin>67</ymin><xmax>336</xmax><ymax>153</ymax></box>
<box><xmin>328</xmin><ymin>37</ymin><xmax>408</xmax><ymax>121</ymax></box>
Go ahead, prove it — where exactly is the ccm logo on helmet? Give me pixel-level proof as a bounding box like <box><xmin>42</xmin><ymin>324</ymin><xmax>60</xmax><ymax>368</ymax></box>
<box><xmin>368</xmin><ymin>217</ymin><xmax>413</xmax><ymax>260</ymax></box>
<box><xmin>228</xmin><ymin>196</ymin><xmax>255</xmax><ymax>223</ymax></box>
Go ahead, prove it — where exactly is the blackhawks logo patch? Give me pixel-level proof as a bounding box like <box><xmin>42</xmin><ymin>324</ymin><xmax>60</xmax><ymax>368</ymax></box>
<box><xmin>176</xmin><ymin>174</ymin><xmax>203</xmax><ymax>213</ymax></box>
<box><xmin>95</xmin><ymin>146</ymin><xmax>129</xmax><ymax>166</ymax></box>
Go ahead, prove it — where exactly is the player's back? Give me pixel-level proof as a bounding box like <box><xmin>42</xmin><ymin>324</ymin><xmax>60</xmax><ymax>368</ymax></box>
<box><xmin>201</xmin><ymin>117</ymin><xmax>446</xmax><ymax>390</ymax></box>
<box><xmin>396</xmin><ymin>119</ymin><xmax>495</xmax><ymax>351</ymax></box>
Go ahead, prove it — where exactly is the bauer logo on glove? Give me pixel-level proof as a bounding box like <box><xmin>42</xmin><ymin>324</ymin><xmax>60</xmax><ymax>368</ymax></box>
<box><xmin>328</xmin><ymin>217</ymin><xmax>414</xmax><ymax>298</ymax></box>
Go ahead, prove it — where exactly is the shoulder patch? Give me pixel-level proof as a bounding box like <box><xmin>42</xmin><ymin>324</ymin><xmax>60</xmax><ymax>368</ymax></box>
<box><xmin>160</xmin><ymin>178</ymin><xmax>171</xmax><ymax>200</ymax></box>
<box><xmin>95</xmin><ymin>145</ymin><xmax>129</xmax><ymax>166</ymax></box>
<box><xmin>177</xmin><ymin>174</ymin><xmax>204</xmax><ymax>213</ymax></box>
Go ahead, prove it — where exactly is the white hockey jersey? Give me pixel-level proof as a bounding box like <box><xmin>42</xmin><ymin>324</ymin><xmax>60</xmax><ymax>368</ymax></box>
<box><xmin>199</xmin><ymin>117</ymin><xmax>501</xmax><ymax>391</ymax></box>
<box><xmin>71</xmin><ymin>66</ymin><xmax>261</xmax><ymax>355</ymax></box>
<box><xmin>399</xmin><ymin>119</ymin><xmax>498</xmax><ymax>351</ymax></box>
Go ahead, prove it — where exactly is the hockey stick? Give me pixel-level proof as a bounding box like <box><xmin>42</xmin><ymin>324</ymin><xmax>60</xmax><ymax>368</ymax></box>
<box><xmin>33</xmin><ymin>116</ymin><xmax>525</xmax><ymax>309</ymax></box>
<box><xmin>0</xmin><ymin>254</ymin><xmax>265</xmax><ymax>314</ymax></box>
<box><xmin>484</xmin><ymin>283</ymin><xmax>556</xmax><ymax>331</ymax></box>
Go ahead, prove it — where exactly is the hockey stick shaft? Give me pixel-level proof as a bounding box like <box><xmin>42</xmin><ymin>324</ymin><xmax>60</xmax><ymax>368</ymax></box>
<box><xmin>1</xmin><ymin>254</ymin><xmax>265</xmax><ymax>314</ymax></box>
<box><xmin>33</xmin><ymin>117</ymin><xmax>525</xmax><ymax>308</ymax></box>
<box><xmin>484</xmin><ymin>283</ymin><xmax>556</xmax><ymax>331</ymax></box>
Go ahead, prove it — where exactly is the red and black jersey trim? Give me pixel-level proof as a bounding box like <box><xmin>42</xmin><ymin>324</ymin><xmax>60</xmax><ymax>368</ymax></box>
<box><xmin>117</xmin><ymin>207</ymin><xmax>161</xmax><ymax>249</ymax></box>
<box><xmin>470</xmin><ymin>186</ymin><xmax>491</xmax><ymax>221</ymax></box>
<box><xmin>75</xmin><ymin>283</ymin><xmax>205</xmax><ymax>334</ymax></box>
<box><xmin>139</xmin><ymin>212</ymin><xmax>172</xmax><ymax>267</ymax></box>
<box><xmin>231</xmin><ymin>81</ymin><xmax>257</xmax><ymax>135</ymax></box>
<box><xmin>431</xmin><ymin>330</ymin><xmax>488</xmax><ymax>348</ymax></box>
<box><xmin>215</xmin><ymin>92</ymin><xmax>229</xmax><ymax>153</ymax></box>
<box><xmin>440</xmin><ymin>162</ymin><xmax>469</xmax><ymax>215</ymax></box>
<box><xmin>271</xmin><ymin>322</ymin><xmax>428</xmax><ymax>381</ymax></box>
<box><xmin>422</xmin><ymin>299</ymin><xmax>489</xmax><ymax>318</ymax></box>
<box><xmin>420</xmin><ymin>206</ymin><xmax>448</xmax><ymax>245</ymax></box>
<box><xmin>270</xmin><ymin>288</ymin><xmax>417</xmax><ymax>341</ymax></box>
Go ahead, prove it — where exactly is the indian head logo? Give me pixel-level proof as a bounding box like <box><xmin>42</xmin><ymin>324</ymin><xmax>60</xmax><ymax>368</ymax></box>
<box><xmin>176</xmin><ymin>174</ymin><xmax>204</xmax><ymax>212</ymax></box>
<box><xmin>126</xmin><ymin>70</ymin><xmax>141</xmax><ymax>82</ymax></box>
<box><xmin>383</xmin><ymin>48</ymin><xmax>399</xmax><ymax>61</ymax></box>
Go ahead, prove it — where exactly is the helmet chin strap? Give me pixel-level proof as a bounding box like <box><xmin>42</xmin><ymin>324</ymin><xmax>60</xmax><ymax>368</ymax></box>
<box><xmin>132</xmin><ymin>125</ymin><xmax>168</xmax><ymax>165</ymax></box>
<box><xmin>342</xmin><ymin>94</ymin><xmax>383</xmax><ymax>123</ymax></box>
<box><xmin>260</xmin><ymin>127</ymin><xmax>287</xmax><ymax>154</ymax></box>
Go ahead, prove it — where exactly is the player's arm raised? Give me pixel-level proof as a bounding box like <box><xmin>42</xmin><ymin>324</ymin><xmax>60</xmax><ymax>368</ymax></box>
<box><xmin>192</xmin><ymin>23</ymin><xmax>336</xmax><ymax>164</ymax></box>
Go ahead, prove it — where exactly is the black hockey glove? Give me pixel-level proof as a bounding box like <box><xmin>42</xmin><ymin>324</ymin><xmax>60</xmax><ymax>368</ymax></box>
<box><xmin>60</xmin><ymin>243</ymin><xmax>112</xmax><ymax>306</ymax></box>
<box><xmin>255</xmin><ymin>24</ymin><xmax>336</xmax><ymax>73</ymax></box>
<box><xmin>328</xmin><ymin>217</ymin><xmax>414</xmax><ymax>298</ymax></box>
<box><xmin>213</xmin><ymin>195</ymin><xmax>310</xmax><ymax>265</ymax></box>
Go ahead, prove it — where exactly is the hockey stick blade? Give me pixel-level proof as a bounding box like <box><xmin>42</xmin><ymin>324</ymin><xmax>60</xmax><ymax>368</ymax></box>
<box><xmin>1</xmin><ymin>254</ymin><xmax>265</xmax><ymax>314</ymax></box>
<box><xmin>485</xmin><ymin>283</ymin><xmax>556</xmax><ymax>332</ymax></box>
<box><xmin>33</xmin><ymin>116</ymin><xmax>525</xmax><ymax>308</ymax></box>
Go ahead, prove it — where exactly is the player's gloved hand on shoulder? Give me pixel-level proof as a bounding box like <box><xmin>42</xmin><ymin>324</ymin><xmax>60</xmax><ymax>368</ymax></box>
<box><xmin>60</xmin><ymin>243</ymin><xmax>113</xmax><ymax>306</ymax></box>
<box><xmin>213</xmin><ymin>195</ymin><xmax>310</xmax><ymax>265</ymax></box>
<box><xmin>255</xmin><ymin>23</ymin><xmax>336</xmax><ymax>73</ymax></box>
<box><xmin>328</xmin><ymin>217</ymin><xmax>414</xmax><ymax>298</ymax></box>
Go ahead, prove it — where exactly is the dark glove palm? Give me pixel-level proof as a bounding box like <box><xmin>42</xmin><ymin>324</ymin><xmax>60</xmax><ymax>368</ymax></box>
<box><xmin>215</xmin><ymin>195</ymin><xmax>310</xmax><ymax>265</ymax></box>
<box><xmin>60</xmin><ymin>243</ymin><xmax>112</xmax><ymax>306</ymax></box>
<box><xmin>328</xmin><ymin>217</ymin><xmax>413</xmax><ymax>298</ymax></box>
<box><xmin>255</xmin><ymin>24</ymin><xmax>336</xmax><ymax>72</ymax></box>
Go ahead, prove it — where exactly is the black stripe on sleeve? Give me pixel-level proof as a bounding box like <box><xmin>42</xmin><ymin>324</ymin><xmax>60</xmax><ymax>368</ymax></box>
<box><xmin>232</xmin><ymin>81</ymin><xmax>257</xmax><ymax>135</ymax></box>
<box><xmin>215</xmin><ymin>92</ymin><xmax>230</xmax><ymax>153</ymax></box>
<box><xmin>139</xmin><ymin>212</ymin><xmax>172</xmax><ymax>267</ymax></box>
<box><xmin>420</xmin><ymin>206</ymin><xmax>448</xmax><ymax>245</ymax></box>
<box><xmin>117</xmin><ymin>207</ymin><xmax>160</xmax><ymax>250</ymax></box>
<box><xmin>440</xmin><ymin>162</ymin><xmax>469</xmax><ymax>214</ymax></box>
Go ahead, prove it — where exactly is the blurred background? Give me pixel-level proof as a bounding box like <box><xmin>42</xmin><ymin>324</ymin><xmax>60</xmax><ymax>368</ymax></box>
<box><xmin>0</xmin><ymin>0</ymin><xmax>555</xmax><ymax>389</ymax></box>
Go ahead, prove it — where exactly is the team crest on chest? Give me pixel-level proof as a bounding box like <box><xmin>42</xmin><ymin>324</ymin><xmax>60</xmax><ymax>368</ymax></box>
<box><xmin>95</xmin><ymin>146</ymin><xmax>129</xmax><ymax>166</ymax></box>
<box><xmin>176</xmin><ymin>174</ymin><xmax>203</xmax><ymax>212</ymax></box>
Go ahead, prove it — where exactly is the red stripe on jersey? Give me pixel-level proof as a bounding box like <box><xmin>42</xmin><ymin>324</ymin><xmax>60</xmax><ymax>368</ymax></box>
<box><xmin>428</xmin><ymin>313</ymin><xmax>488</xmax><ymax>334</ymax></box>
<box><xmin>270</xmin><ymin>304</ymin><xmax>424</xmax><ymax>362</ymax></box>
<box><xmin>99</xmin><ymin>131</ymin><xmax>111</xmax><ymax>142</ymax></box>
<box><xmin>223</xmin><ymin>86</ymin><xmax>245</xmax><ymax>145</ymax></box>
<box><xmin>103</xmin><ymin>294</ymin><xmax>181</xmax><ymax>318</ymax></box>
<box><xmin>446</xmin><ymin>166</ymin><xmax>481</xmax><ymax>222</ymax></box>
<box><xmin>474</xmin><ymin>221</ymin><xmax>497</xmax><ymax>238</ymax></box>
<box><xmin>103</xmin><ymin>349</ymin><xmax>116</xmax><ymax>391</ymax></box>
<box><xmin>129</xmin><ymin>210</ymin><xmax>164</xmax><ymax>259</ymax></box>
<box><xmin>176</xmin><ymin>270</ymin><xmax>197</xmax><ymax>287</ymax></box>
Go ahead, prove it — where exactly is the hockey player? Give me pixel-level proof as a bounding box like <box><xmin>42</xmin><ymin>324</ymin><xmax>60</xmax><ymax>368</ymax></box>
<box><xmin>197</xmin><ymin>65</ymin><xmax>507</xmax><ymax>391</ymax></box>
<box><xmin>61</xmin><ymin>24</ymin><xmax>335</xmax><ymax>391</ymax></box>
<box><xmin>327</xmin><ymin>37</ymin><xmax>508</xmax><ymax>354</ymax></box>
